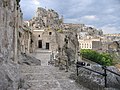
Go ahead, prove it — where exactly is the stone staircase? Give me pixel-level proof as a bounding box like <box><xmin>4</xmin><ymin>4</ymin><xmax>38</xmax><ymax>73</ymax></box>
<box><xmin>20</xmin><ymin>65</ymin><xmax>89</xmax><ymax>90</ymax></box>
<box><xmin>20</xmin><ymin>65</ymin><xmax>61</xmax><ymax>90</ymax></box>
<box><xmin>33</xmin><ymin>49</ymin><xmax>51</xmax><ymax>66</ymax></box>
<box><xmin>20</xmin><ymin>49</ymin><xmax>89</xmax><ymax>90</ymax></box>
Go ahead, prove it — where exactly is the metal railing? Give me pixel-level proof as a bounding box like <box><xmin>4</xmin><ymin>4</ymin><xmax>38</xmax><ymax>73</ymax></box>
<box><xmin>76</xmin><ymin>61</ymin><xmax>120</xmax><ymax>88</ymax></box>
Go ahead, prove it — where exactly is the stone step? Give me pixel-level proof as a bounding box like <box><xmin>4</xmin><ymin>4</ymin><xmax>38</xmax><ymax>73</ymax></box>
<box><xmin>22</xmin><ymin>73</ymin><xmax>54</xmax><ymax>81</ymax></box>
<box><xmin>22</xmin><ymin>72</ymin><xmax>70</xmax><ymax>81</ymax></box>
<box><xmin>20</xmin><ymin>66</ymin><xmax>58</xmax><ymax>73</ymax></box>
<box><xmin>35</xmin><ymin>49</ymin><xmax>51</xmax><ymax>53</ymax></box>
<box><xmin>56</xmin><ymin>79</ymin><xmax>88</xmax><ymax>90</ymax></box>
<box><xmin>27</xmin><ymin>87</ymin><xmax>62</xmax><ymax>90</ymax></box>
<box><xmin>32</xmin><ymin>49</ymin><xmax>52</xmax><ymax>66</ymax></box>
<box><xmin>24</xmin><ymin>79</ymin><xmax>88</xmax><ymax>90</ymax></box>
<box><xmin>24</xmin><ymin>80</ymin><xmax>61</xmax><ymax>89</ymax></box>
<box><xmin>20</xmin><ymin>65</ymin><xmax>89</xmax><ymax>90</ymax></box>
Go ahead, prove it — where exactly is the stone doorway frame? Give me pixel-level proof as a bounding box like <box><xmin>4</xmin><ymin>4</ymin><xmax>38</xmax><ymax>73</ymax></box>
<box><xmin>46</xmin><ymin>43</ymin><xmax>49</xmax><ymax>49</ymax></box>
<box><xmin>38</xmin><ymin>40</ymin><xmax>42</xmax><ymax>48</ymax></box>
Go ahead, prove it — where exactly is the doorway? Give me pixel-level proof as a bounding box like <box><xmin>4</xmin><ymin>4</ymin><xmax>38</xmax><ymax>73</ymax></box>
<box><xmin>38</xmin><ymin>40</ymin><xmax>42</xmax><ymax>48</ymax></box>
<box><xmin>46</xmin><ymin>43</ymin><xmax>49</xmax><ymax>49</ymax></box>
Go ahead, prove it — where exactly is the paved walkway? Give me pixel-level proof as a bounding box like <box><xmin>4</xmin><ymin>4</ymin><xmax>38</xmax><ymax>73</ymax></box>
<box><xmin>20</xmin><ymin>49</ymin><xmax>89</xmax><ymax>90</ymax></box>
<box><xmin>33</xmin><ymin>49</ymin><xmax>51</xmax><ymax>66</ymax></box>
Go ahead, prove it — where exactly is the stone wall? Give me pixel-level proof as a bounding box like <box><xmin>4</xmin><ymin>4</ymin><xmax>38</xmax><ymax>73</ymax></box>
<box><xmin>0</xmin><ymin>0</ymin><xmax>22</xmax><ymax>89</ymax></box>
<box><xmin>18</xmin><ymin>22</ymin><xmax>34</xmax><ymax>54</ymax></box>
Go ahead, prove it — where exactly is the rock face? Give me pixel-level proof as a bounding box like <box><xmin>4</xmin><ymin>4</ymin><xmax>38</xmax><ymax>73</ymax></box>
<box><xmin>18</xmin><ymin>53</ymin><xmax>41</xmax><ymax>65</ymax></box>
<box><xmin>70</xmin><ymin>65</ymin><xmax>120</xmax><ymax>90</ymax></box>
<box><xmin>57</xmin><ymin>30</ymin><xmax>79</xmax><ymax>66</ymax></box>
<box><xmin>30</xmin><ymin>7</ymin><xmax>63</xmax><ymax>30</ymax></box>
<box><xmin>0</xmin><ymin>0</ymin><xmax>22</xmax><ymax>90</ymax></box>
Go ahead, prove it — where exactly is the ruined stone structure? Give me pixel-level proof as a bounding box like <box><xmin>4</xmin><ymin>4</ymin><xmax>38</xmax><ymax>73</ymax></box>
<box><xmin>30</xmin><ymin>7</ymin><xmax>63</xmax><ymax>30</ymax></box>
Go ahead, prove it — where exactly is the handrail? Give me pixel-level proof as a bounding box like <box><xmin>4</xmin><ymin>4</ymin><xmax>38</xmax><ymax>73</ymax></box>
<box><xmin>102</xmin><ymin>66</ymin><xmax>120</xmax><ymax>77</ymax></box>
<box><xmin>76</xmin><ymin>64</ymin><xmax>104</xmax><ymax>76</ymax></box>
<box><xmin>76</xmin><ymin>61</ymin><xmax>120</xmax><ymax>88</ymax></box>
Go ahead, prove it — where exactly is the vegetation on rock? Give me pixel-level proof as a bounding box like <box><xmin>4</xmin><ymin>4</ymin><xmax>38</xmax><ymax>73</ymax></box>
<box><xmin>57</xmin><ymin>29</ymin><xmax>63</xmax><ymax>33</ymax></box>
<box><xmin>80</xmin><ymin>49</ymin><xmax>113</xmax><ymax>66</ymax></box>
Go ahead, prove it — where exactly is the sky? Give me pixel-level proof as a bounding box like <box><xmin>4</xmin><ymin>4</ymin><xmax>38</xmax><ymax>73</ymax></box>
<box><xmin>20</xmin><ymin>0</ymin><xmax>120</xmax><ymax>34</ymax></box>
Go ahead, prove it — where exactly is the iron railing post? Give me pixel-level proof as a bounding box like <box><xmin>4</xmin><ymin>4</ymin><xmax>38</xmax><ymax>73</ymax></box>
<box><xmin>104</xmin><ymin>66</ymin><xmax>107</xmax><ymax>88</ymax></box>
<box><xmin>76</xmin><ymin>63</ymin><xmax>79</xmax><ymax>76</ymax></box>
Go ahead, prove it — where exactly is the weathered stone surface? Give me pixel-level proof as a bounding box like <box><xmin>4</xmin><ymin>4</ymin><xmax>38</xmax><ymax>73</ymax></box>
<box><xmin>70</xmin><ymin>65</ymin><xmax>120</xmax><ymax>90</ymax></box>
<box><xmin>0</xmin><ymin>62</ymin><xmax>20</xmax><ymax>90</ymax></box>
<box><xmin>20</xmin><ymin>52</ymin><xmax>89</xmax><ymax>90</ymax></box>
<box><xmin>0</xmin><ymin>0</ymin><xmax>23</xmax><ymax>90</ymax></box>
<box><xmin>18</xmin><ymin>53</ymin><xmax>41</xmax><ymax>66</ymax></box>
<box><xmin>18</xmin><ymin>50</ymin><xmax>89</xmax><ymax>90</ymax></box>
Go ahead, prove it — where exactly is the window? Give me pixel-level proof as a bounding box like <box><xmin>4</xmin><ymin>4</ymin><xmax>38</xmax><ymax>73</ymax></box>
<box><xmin>38</xmin><ymin>35</ymin><xmax>40</xmax><ymax>37</ymax></box>
<box><xmin>49</xmin><ymin>32</ymin><xmax>52</xmax><ymax>35</ymax></box>
<box><xmin>87</xmin><ymin>44</ymin><xmax>88</xmax><ymax>48</ymax></box>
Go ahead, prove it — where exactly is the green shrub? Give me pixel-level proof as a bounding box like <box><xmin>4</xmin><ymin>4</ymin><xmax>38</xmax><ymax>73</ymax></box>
<box><xmin>80</xmin><ymin>49</ymin><xmax>113</xmax><ymax>66</ymax></box>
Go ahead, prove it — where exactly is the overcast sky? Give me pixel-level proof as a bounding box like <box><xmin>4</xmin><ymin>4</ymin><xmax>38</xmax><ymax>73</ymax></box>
<box><xmin>20</xmin><ymin>0</ymin><xmax>120</xmax><ymax>34</ymax></box>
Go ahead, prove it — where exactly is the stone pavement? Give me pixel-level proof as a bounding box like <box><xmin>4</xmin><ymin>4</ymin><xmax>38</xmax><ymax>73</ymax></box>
<box><xmin>20</xmin><ymin>49</ymin><xmax>89</xmax><ymax>90</ymax></box>
<box><xmin>32</xmin><ymin>49</ymin><xmax>51</xmax><ymax>66</ymax></box>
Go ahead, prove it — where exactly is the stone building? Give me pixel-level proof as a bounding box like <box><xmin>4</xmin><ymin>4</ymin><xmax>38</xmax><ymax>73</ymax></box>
<box><xmin>28</xmin><ymin>7</ymin><xmax>79</xmax><ymax>68</ymax></box>
<box><xmin>77</xmin><ymin>25</ymin><xmax>103</xmax><ymax>37</ymax></box>
<box><xmin>33</xmin><ymin>28</ymin><xmax>58</xmax><ymax>52</ymax></box>
<box><xmin>29</xmin><ymin>7</ymin><xmax>64</xmax><ymax>52</ymax></box>
<box><xmin>75</xmin><ymin>24</ymin><xmax>104</xmax><ymax>52</ymax></box>
<box><xmin>79</xmin><ymin>38</ymin><xmax>102</xmax><ymax>50</ymax></box>
<box><xmin>100</xmin><ymin>33</ymin><xmax>120</xmax><ymax>52</ymax></box>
